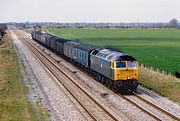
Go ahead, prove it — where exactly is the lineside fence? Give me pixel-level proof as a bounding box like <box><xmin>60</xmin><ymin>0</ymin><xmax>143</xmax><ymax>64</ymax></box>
<box><xmin>139</xmin><ymin>63</ymin><xmax>180</xmax><ymax>78</ymax></box>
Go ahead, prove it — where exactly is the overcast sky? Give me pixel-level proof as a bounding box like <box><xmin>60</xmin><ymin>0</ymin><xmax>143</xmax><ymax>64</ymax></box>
<box><xmin>0</xmin><ymin>0</ymin><xmax>179</xmax><ymax>23</ymax></box>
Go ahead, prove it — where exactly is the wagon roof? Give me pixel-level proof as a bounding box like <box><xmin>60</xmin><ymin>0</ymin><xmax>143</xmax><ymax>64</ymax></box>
<box><xmin>49</xmin><ymin>36</ymin><xmax>59</xmax><ymax>41</ymax></box>
<box><xmin>56</xmin><ymin>38</ymin><xmax>69</xmax><ymax>43</ymax></box>
<box><xmin>64</xmin><ymin>41</ymin><xmax>81</xmax><ymax>47</ymax></box>
<box><xmin>75</xmin><ymin>43</ymin><xmax>95</xmax><ymax>52</ymax></box>
<box><xmin>34</xmin><ymin>30</ymin><xmax>45</xmax><ymax>34</ymax></box>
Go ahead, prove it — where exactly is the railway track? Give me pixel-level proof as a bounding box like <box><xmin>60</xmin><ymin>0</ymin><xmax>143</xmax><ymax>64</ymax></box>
<box><xmin>118</xmin><ymin>90</ymin><xmax>180</xmax><ymax>121</ymax></box>
<box><xmin>132</xmin><ymin>91</ymin><xmax>180</xmax><ymax>121</ymax></box>
<box><xmin>15</xmin><ymin>30</ymin><xmax>180</xmax><ymax>121</ymax></box>
<box><xmin>14</xmin><ymin>30</ymin><xmax>121</xmax><ymax>121</ymax></box>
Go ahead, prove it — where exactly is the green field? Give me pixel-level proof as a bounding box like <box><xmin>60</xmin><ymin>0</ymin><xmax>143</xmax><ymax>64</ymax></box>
<box><xmin>45</xmin><ymin>28</ymin><xmax>180</xmax><ymax>74</ymax></box>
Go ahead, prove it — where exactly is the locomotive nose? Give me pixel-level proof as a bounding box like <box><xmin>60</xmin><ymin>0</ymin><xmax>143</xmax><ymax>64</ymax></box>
<box><xmin>116</xmin><ymin>69</ymin><xmax>138</xmax><ymax>81</ymax></box>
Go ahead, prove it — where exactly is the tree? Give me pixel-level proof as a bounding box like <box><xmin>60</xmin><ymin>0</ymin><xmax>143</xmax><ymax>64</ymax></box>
<box><xmin>0</xmin><ymin>24</ymin><xmax>7</xmax><ymax>31</ymax></box>
<box><xmin>169</xmin><ymin>18</ymin><xmax>178</xmax><ymax>28</ymax></box>
<box><xmin>0</xmin><ymin>24</ymin><xmax>7</xmax><ymax>37</ymax></box>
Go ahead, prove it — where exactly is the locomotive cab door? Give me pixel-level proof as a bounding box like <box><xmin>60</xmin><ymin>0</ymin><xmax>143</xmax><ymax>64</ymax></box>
<box><xmin>110</xmin><ymin>61</ymin><xmax>115</xmax><ymax>80</ymax></box>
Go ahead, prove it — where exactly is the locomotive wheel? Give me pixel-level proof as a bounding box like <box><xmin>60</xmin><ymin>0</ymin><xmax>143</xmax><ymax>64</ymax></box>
<box><xmin>101</xmin><ymin>76</ymin><xmax>107</xmax><ymax>84</ymax></box>
<box><xmin>107</xmin><ymin>80</ymin><xmax>113</xmax><ymax>89</ymax></box>
<box><xmin>98</xmin><ymin>74</ymin><xmax>102</xmax><ymax>82</ymax></box>
<box><xmin>105</xmin><ymin>78</ymin><xmax>111</xmax><ymax>86</ymax></box>
<box><xmin>112</xmin><ymin>84</ymin><xmax>119</xmax><ymax>92</ymax></box>
<box><xmin>95</xmin><ymin>73</ymin><xmax>99</xmax><ymax>81</ymax></box>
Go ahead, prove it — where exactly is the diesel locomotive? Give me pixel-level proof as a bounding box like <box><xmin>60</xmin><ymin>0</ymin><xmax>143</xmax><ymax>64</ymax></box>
<box><xmin>31</xmin><ymin>30</ymin><xmax>139</xmax><ymax>91</ymax></box>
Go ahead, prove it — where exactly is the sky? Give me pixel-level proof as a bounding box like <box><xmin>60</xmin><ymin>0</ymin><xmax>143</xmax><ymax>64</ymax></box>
<box><xmin>0</xmin><ymin>0</ymin><xmax>180</xmax><ymax>23</ymax></box>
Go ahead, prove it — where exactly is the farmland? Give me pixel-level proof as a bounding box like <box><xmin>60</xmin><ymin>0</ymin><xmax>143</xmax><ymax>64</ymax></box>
<box><xmin>45</xmin><ymin>28</ymin><xmax>180</xmax><ymax>74</ymax></box>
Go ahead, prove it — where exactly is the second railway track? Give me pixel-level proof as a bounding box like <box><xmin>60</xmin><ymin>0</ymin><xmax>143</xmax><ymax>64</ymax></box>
<box><xmin>132</xmin><ymin>91</ymin><xmax>180</xmax><ymax>121</ymax></box>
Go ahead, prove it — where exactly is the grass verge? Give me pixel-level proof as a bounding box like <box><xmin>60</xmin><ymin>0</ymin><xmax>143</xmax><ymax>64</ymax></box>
<box><xmin>139</xmin><ymin>67</ymin><xmax>180</xmax><ymax>104</ymax></box>
<box><xmin>0</xmin><ymin>32</ymin><xmax>48</xmax><ymax>121</ymax></box>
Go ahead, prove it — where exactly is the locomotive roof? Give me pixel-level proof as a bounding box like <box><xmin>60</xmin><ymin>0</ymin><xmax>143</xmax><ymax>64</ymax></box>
<box><xmin>95</xmin><ymin>49</ymin><xmax>136</xmax><ymax>61</ymax></box>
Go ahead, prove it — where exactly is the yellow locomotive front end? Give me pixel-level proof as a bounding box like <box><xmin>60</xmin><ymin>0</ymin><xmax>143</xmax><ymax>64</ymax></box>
<box><xmin>112</xmin><ymin>61</ymin><xmax>138</xmax><ymax>81</ymax></box>
<box><xmin>111</xmin><ymin>61</ymin><xmax>139</xmax><ymax>91</ymax></box>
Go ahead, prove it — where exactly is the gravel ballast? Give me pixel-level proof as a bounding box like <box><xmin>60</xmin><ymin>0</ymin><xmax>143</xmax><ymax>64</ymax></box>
<box><xmin>10</xmin><ymin>30</ymin><xmax>89</xmax><ymax>121</ymax></box>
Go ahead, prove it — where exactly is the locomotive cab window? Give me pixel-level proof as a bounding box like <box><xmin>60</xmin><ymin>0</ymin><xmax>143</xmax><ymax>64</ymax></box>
<box><xmin>127</xmin><ymin>62</ymin><xmax>137</xmax><ymax>68</ymax></box>
<box><xmin>116</xmin><ymin>62</ymin><xmax>126</xmax><ymax>68</ymax></box>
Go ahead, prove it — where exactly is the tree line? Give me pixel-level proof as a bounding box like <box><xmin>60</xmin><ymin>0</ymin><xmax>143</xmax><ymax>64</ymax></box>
<box><xmin>0</xmin><ymin>23</ymin><xmax>7</xmax><ymax>38</ymax></box>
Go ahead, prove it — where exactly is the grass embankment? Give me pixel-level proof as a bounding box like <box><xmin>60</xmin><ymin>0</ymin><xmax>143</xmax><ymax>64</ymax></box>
<box><xmin>45</xmin><ymin>28</ymin><xmax>180</xmax><ymax>103</ymax></box>
<box><xmin>0</xmin><ymin>32</ymin><xmax>48</xmax><ymax>120</ymax></box>
<box><xmin>140</xmin><ymin>67</ymin><xmax>180</xmax><ymax>103</ymax></box>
